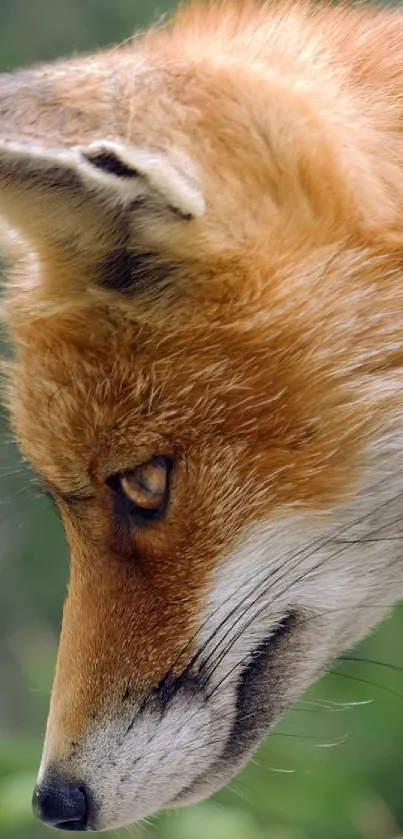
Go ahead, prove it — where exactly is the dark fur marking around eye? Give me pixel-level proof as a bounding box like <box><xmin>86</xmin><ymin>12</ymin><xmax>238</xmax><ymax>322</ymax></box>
<box><xmin>98</xmin><ymin>249</ymin><xmax>176</xmax><ymax>295</ymax></box>
<box><xmin>84</xmin><ymin>150</ymin><xmax>140</xmax><ymax>179</ymax></box>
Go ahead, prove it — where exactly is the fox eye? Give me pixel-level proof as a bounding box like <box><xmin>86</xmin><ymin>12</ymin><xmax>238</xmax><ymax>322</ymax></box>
<box><xmin>108</xmin><ymin>456</ymin><xmax>172</xmax><ymax>522</ymax></box>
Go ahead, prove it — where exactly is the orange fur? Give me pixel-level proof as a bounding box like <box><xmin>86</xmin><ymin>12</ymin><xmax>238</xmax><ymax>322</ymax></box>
<box><xmin>2</xmin><ymin>0</ymin><xmax>403</xmax><ymax>829</ymax></box>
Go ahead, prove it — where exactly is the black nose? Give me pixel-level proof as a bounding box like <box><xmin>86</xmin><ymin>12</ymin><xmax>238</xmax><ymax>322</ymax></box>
<box><xmin>32</xmin><ymin>778</ymin><xmax>90</xmax><ymax>831</ymax></box>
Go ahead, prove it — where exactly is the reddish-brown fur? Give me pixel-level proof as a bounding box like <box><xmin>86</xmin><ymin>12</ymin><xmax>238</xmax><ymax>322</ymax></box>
<box><xmin>2</xmin><ymin>0</ymin><xmax>403</xmax><ymax>824</ymax></box>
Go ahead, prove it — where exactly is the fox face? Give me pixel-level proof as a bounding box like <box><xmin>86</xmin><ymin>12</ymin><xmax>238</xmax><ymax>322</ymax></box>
<box><xmin>2</xmin><ymin>1</ymin><xmax>403</xmax><ymax>831</ymax></box>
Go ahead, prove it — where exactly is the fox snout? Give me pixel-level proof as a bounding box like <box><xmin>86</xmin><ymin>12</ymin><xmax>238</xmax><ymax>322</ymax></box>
<box><xmin>28</xmin><ymin>525</ymin><xmax>304</xmax><ymax>830</ymax></box>
<box><xmin>31</xmin><ymin>581</ymin><xmax>302</xmax><ymax>832</ymax></box>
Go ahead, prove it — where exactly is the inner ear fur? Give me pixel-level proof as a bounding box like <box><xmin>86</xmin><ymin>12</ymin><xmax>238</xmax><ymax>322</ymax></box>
<box><xmin>0</xmin><ymin>137</ymin><xmax>205</xmax><ymax>255</ymax></box>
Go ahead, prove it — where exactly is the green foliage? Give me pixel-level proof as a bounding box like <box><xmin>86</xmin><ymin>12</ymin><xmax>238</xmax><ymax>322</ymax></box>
<box><xmin>0</xmin><ymin>0</ymin><xmax>177</xmax><ymax>71</ymax></box>
<box><xmin>0</xmin><ymin>3</ymin><xmax>403</xmax><ymax>839</ymax></box>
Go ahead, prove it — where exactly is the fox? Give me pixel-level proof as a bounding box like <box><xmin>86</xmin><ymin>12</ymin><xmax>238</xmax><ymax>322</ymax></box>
<box><xmin>1</xmin><ymin>0</ymin><xmax>403</xmax><ymax>832</ymax></box>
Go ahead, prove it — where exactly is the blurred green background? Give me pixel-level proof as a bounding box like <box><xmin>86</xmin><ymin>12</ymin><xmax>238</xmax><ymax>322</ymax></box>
<box><xmin>1</xmin><ymin>1</ymin><xmax>403</xmax><ymax>838</ymax></box>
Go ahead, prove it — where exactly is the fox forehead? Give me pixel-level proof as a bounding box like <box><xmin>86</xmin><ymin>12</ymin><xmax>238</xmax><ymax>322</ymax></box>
<box><xmin>5</xmin><ymin>303</ymin><xmax>280</xmax><ymax>491</ymax></box>
<box><xmin>6</xmin><ymin>270</ymin><xmax>374</xmax><ymax>517</ymax></box>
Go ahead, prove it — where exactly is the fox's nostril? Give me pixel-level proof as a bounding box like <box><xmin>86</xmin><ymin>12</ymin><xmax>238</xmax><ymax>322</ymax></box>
<box><xmin>32</xmin><ymin>778</ymin><xmax>90</xmax><ymax>831</ymax></box>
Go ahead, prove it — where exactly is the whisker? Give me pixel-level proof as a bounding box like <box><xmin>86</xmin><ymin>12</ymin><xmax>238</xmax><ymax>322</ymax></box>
<box><xmin>0</xmin><ymin>467</ymin><xmax>26</xmax><ymax>477</ymax></box>
<box><xmin>197</xmin><ymin>479</ymin><xmax>403</xmax><ymax>687</ymax></box>
<box><xmin>338</xmin><ymin>536</ymin><xmax>403</xmax><ymax>543</ymax></box>
<box><xmin>164</xmin><ymin>469</ymin><xmax>401</xmax><ymax>684</ymax></box>
<box><xmin>328</xmin><ymin>668</ymin><xmax>403</xmax><ymax>701</ymax></box>
<box><xmin>200</xmin><ymin>537</ymin><xmax>358</xmax><ymax>691</ymax></box>
<box><xmin>203</xmin><ymin>596</ymin><xmax>399</xmax><ymax>704</ymax></box>
<box><xmin>271</xmin><ymin>731</ymin><xmax>348</xmax><ymax>747</ymax></box>
<box><xmin>1</xmin><ymin>483</ymin><xmax>32</xmax><ymax>502</ymax></box>
<box><xmin>266</xmin><ymin>766</ymin><xmax>298</xmax><ymax>774</ymax></box>
<box><xmin>339</xmin><ymin>655</ymin><xmax>403</xmax><ymax>674</ymax></box>
<box><xmin>295</xmin><ymin>697</ymin><xmax>374</xmax><ymax>711</ymax></box>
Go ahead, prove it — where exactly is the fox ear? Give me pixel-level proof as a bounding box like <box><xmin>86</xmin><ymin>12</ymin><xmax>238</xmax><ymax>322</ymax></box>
<box><xmin>0</xmin><ymin>138</ymin><xmax>205</xmax><ymax>252</ymax></box>
<box><xmin>79</xmin><ymin>141</ymin><xmax>205</xmax><ymax>219</ymax></box>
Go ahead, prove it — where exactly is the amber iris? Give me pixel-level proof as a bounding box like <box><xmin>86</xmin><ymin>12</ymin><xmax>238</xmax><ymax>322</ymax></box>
<box><xmin>119</xmin><ymin>458</ymin><xmax>169</xmax><ymax>512</ymax></box>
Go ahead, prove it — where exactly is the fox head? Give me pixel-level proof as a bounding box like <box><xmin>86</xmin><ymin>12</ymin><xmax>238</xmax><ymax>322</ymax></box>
<box><xmin>2</xmin><ymin>0</ymin><xmax>403</xmax><ymax>831</ymax></box>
